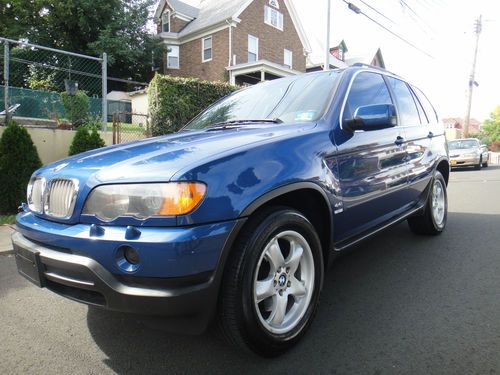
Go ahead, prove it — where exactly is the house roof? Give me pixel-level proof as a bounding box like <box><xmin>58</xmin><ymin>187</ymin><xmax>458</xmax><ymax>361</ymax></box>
<box><xmin>345</xmin><ymin>48</ymin><xmax>385</xmax><ymax>68</ymax></box>
<box><xmin>154</xmin><ymin>0</ymin><xmax>199</xmax><ymax>20</ymax></box>
<box><xmin>155</xmin><ymin>0</ymin><xmax>311</xmax><ymax>53</ymax></box>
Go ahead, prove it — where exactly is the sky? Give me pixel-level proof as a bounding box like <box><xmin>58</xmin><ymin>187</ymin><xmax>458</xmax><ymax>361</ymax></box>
<box><xmin>293</xmin><ymin>0</ymin><xmax>500</xmax><ymax>121</ymax></box>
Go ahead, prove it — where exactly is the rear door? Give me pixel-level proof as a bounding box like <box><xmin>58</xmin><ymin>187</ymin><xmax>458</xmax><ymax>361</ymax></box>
<box><xmin>386</xmin><ymin>77</ymin><xmax>435</xmax><ymax>204</ymax></box>
<box><xmin>335</xmin><ymin>72</ymin><xmax>408</xmax><ymax>241</ymax></box>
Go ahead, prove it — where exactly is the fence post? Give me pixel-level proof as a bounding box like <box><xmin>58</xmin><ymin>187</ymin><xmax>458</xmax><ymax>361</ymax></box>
<box><xmin>3</xmin><ymin>41</ymin><xmax>9</xmax><ymax>124</ymax></box>
<box><xmin>101</xmin><ymin>52</ymin><xmax>108</xmax><ymax>132</ymax></box>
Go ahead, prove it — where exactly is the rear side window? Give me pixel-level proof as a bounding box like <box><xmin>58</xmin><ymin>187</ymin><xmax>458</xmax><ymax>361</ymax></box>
<box><xmin>412</xmin><ymin>86</ymin><xmax>438</xmax><ymax>123</ymax></box>
<box><xmin>410</xmin><ymin>89</ymin><xmax>428</xmax><ymax>124</ymax></box>
<box><xmin>343</xmin><ymin>72</ymin><xmax>393</xmax><ymax>123</ymax></box>
<box><xmin>386</xmin><ymin>77</ymin><xmax>420</xmax><ymax>126</ymax></box>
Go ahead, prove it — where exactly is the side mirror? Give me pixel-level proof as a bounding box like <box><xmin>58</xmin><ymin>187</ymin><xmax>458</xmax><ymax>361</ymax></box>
<box><xmin>344</xmin><ymin>104</ymin><xmax>397</xmax><ymax>132</ymax></box>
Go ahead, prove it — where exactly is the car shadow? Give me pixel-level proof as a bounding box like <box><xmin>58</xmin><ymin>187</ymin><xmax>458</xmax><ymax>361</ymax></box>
<box><xmin>86</xmin><ymin>211</ymin><xmax>500</xmax><ymax>374</ymax></box>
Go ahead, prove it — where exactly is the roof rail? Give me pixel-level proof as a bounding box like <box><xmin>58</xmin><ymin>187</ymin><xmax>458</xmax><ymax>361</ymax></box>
<box><xmin>351</xmin><ymin>63</ymin><xmax>398</xmax><ymax>76</ymax></box>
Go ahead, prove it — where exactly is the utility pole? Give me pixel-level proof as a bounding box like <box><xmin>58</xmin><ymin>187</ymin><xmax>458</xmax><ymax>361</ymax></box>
<box><xmin>464</xmin><ymin>15</ymin><xmax>482</xmax><ymax>138</ymax></box>
<box><xmin>324</xmin><ymin>0</ymin><xmax>331</xmax><ymax>71</ymax></box>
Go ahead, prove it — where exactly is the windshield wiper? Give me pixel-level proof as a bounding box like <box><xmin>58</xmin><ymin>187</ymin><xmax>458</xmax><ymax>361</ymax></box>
<box><xmin>206</xmin><ymin>118</ymin><xmax>283</xmax><ymax>129</ymax></box>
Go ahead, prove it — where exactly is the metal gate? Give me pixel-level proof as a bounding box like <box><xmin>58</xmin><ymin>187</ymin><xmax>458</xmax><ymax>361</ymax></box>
<box><xmin>112</xmin><ymin>112</ymin><xmax>151</xmax><ymax>144</ymax></box>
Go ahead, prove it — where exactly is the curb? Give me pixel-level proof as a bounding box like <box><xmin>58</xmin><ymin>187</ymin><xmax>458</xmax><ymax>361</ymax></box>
<box><xmin>0</xmin><ymin>224</ymin><xmax>15</xmax><ymax>255</ymax></box>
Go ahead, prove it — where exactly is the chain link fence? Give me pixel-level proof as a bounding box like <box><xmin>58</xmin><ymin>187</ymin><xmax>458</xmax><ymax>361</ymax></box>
<box><xmin>1</xmin><ymin>37</ymin><xmax>107</xmax><ymax>129</ymax></box>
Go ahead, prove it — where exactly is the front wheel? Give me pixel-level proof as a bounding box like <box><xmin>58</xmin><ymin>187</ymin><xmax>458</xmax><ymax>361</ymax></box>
<box><xmin>408</xmin><ymin>170</ymin><xmax>448</xmax><ymax>235</ymax></box>
<box><xmin>219</xmin><ymin>207</ymin><xmax>324</xmax><ymax>357</ymax></box>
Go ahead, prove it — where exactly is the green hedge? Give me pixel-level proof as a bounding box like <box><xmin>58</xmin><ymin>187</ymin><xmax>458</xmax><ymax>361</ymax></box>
<box><xmin>69</xmin><ymin>124</ymin><xmax>106</xmax><ymax>156</ymax></box>
<box><xmin>148</xmin><ymin>74</ymin><xmax>238</xmax><ymax>136</ymax></box>
<box><xmin>0</xmin><ymin>121</ymin><xmax>42</xmax><ymax>214</ymax></box>
<box><xmin>61</xmin><ymin>90</ymin><xmax>90</xmax><ymax>127</ymax></box>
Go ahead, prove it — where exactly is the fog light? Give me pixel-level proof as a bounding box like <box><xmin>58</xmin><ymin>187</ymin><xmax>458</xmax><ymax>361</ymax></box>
<box><xmin>123</xmin><ymin>246</ymin><xmax>140</xmax><ymax>265</ymax></box>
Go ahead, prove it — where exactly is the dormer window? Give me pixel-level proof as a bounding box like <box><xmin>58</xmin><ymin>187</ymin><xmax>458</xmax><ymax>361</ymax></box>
<box><xmin>338</xmin><ymin>47</ymin><xmax>344</xmax><ymax>61</ymax></box>
<box><xmin>162</xmin><ymin>11</ymin><xmax>170</xmax><ymax>33</ymax></box>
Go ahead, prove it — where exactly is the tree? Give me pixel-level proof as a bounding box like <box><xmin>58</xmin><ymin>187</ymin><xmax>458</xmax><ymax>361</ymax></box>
<box><xmin>1</xmin><ymin>0</ymin><xmax>160</xmax><ymax>86</ymax></box>
<box><xmin>0</xmin><ymin>121</ymin><xmax>42</xmax><ymax>214</ymax></box>
<box><xmin>482</xmin><ymin>106</ymin><xmax>500</xmax><ymax>144</ymax></box>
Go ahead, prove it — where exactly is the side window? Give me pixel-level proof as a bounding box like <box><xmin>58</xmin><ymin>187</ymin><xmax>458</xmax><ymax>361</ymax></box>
<box><xmin>343</xmin><ymin>72</ymin><xmax>393</xmax><ymax>123</ymax></box>
<box><xmin>410</xmin><ymin>88</ymin><xmax>427</xmax><ymax>124</ymax></box>
<box><xmin>412</xmin><ymin>86</ymin><xmax>438</xmax><ymax>123</ymax></box>
<box><xmin>386</xmin><ymin>77</ymin><xmax>420</xmax><ymax>126</ymax></box>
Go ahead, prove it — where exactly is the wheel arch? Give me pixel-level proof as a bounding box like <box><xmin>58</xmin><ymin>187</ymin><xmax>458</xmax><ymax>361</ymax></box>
<box><xmin>240</xmin><ymin>182</ymin><xmax>334</xmax><ymax>268</ymax></box>
<box><xmin>436</xmin><ymin>158</ymin><xmax>450</xmax><ymax>186</ymax></box>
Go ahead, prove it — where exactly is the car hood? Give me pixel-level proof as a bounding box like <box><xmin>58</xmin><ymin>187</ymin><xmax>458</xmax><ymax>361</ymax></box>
<box><xmin>449</xmin><ymin>147</ymin><xmax>478</xmax><ymax>156</ymax></box>
<box><xmin>37</xmin><ymin>124</ymin><xmax>315</xmax><ymax>185</ymax></box>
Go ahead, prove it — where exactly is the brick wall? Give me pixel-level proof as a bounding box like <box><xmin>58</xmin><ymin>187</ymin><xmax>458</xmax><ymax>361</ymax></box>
<box><xmin>232</xmin><ymin>0</ymin><xmax>306</xmax><ymax>71</ymax></box>
<box><xmin>164</xmin><ymin>29</ymin><xmax>229</xmax><ymax>82</ymax></box>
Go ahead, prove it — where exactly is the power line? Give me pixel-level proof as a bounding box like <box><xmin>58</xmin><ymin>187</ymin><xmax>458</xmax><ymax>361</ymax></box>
<box><xmin>356</xmin><ymin>0</ymin><xmax>395</xmax><ymax>24</ymax></box>
<box><xmin>399</xmin><ymin>0</ymin><xmax>436</xmax><ymax>34</ymax></box>
<box><xmin>341</xmin><ymin>0</ymin><xmax>435</xmax><ymax>59</ymax></box>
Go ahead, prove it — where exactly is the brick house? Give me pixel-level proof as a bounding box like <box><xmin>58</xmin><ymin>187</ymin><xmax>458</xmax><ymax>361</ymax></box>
<box><xmin>153</xmin><ymin>0</ymin><xmax>311</xmax><ymax>85</ymax></box>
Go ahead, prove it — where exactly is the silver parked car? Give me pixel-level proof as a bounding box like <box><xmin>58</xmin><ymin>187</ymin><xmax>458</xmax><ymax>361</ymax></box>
<box><xmin>448</xmin><ymin>138</ymin><xmax>488</xmax><ymax>169</ymax></box>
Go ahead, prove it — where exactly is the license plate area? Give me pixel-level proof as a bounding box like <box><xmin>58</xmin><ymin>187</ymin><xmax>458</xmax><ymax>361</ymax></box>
<box><xmin>450</xmin><ymin>160</ymin><xmax>457</xmax><ymax>165</ymax></box>
<box><xmin>14</xmin><ymin>243</ymin><xmax>45</xmax><ymax>287</ymax></box>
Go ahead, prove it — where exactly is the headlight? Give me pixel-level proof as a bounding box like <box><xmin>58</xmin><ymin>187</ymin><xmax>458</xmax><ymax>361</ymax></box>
<box><xmin>27</xmin><ymin>177</ymin><xmax>45</xmax><ymax>213</ymax></box>
<box><xmin>82</xmin><ymin>182</ymin><xmax>206</xmax><ymax>221</ymax></box>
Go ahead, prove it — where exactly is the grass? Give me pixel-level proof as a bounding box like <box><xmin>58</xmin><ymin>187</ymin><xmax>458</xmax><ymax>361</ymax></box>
<box><xmin>0</xmin><ymin>215</ymin><xmax>16</xmax><ymax>225</ymax></box>
<box><xmin>107</xmin><ymin>122</ymin><xmax>146</xmax><ymax>134</ymax></box>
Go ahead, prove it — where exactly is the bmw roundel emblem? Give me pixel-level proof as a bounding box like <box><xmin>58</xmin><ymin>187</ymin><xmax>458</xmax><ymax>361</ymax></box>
<box><xmin>278</xmin><ymin>274</ymin><xmax>286</xmax><ymax>287</ymax></box>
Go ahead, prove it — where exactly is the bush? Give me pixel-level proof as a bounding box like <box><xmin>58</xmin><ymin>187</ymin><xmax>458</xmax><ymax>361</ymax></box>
<box><xmin>0</xmin><ymin>121</ymin><xmax>42</xmax><ymax>214</ymax></box>
<box><xmin>69</xmin><ymin>124</ymin><xmax>106</xmax><ymax>156</ymax></box>
<box><xmin>61</xmin><ymin>90</ymin><xmax>90</xmax><ymax>127</ymax></box>
<box><xmin>148</xmin><ymin>74</ymin><xmax>238</xmax><ymax>136</ymax></box>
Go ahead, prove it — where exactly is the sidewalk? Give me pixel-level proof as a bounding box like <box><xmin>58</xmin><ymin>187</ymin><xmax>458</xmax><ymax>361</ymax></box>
<box><xmin>0</xmin><ymin>225</ymin><xmax>15</xmax><ymax>254</ymax></box>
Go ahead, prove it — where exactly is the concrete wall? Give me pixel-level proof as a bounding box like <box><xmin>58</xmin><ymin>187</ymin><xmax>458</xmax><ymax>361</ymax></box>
<box><xmin>445</xmin><ymin>128</ymin><xmax>463</xmax><ymax>140</ymax></box>
<box><xmin>0</xmin><ymin>126</ymin><xmax>113</xmax><ymax>165</ymax></box>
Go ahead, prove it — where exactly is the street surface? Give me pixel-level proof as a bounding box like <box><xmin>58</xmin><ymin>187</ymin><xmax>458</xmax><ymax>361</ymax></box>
<box><xmin>1</xmin><ymin>166</ymin><xmax>499</xmax><ymax>374</ymax></box>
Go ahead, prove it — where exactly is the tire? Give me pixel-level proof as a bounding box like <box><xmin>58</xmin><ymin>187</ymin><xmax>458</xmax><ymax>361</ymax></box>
<box><xmin>408</xmin><ymin>170</ymin><xmax>448</xmax><ymax>235</ymax></box>
<box><xmin>218</xmin><ymin>206</ymin><xmax>324</xmax><ymax>357</ymax></box>
<box><xmin>482</xmin><ymin>160</ymin><xmax>488</xmax><ymax>168</ymax></box>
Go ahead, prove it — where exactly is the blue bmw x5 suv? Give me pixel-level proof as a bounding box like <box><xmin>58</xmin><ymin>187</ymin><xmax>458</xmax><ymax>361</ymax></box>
<box><xmin>13</xmin><ymin>65</ymin><xmax>449</xmax><ymax>356</ymax></box>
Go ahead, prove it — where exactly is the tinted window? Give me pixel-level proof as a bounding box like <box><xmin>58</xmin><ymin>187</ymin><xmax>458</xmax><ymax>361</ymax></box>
<box><xmin>410</xmin><ymin>88</ymin><xmax>427</xmax><ymax>124</ymax></box>
<box><xmin>387</xmin><ymin>77</ymin><xmax>420</xmax><ymax>126</ymax></box>
<box><xmin>412</xmin><ymin>86</ymin><xmax>438</xmax><ymax>123</ymax></box>
<box><xmin>343</xmin><ymin>72</ymin><xmax>393</xmax><ymax>123</ymax></box>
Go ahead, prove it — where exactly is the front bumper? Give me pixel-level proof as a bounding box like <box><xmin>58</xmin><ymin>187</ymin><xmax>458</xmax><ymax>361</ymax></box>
<box><xmin>12</xmin><ymin>232</ymin><xmax>215</xmax><ymax>316</ymax></box>
<box><xmin>13</xmin><ymin>212</ymin><xmax>244</xmax><ymax>332</ymax></box>
<box><xmin>449</xmin><ymin>155</ymin><xmax>480</xmax><ymax>167</ymax></box>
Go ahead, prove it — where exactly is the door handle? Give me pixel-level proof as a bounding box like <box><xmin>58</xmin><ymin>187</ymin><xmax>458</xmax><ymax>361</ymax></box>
<box><xmin>395</xmin><ymin>136</ymin><xmax>404</xmax><ymax>146</ymax></box>
<box><xmin>428</xmin><ymin>131</ymin><xmax>434</xmax><ymax>138</ymax></box>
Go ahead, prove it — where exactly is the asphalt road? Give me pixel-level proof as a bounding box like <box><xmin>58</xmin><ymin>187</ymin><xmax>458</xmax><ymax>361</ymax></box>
<box><xmin>1</xmin><ymin>166</ymin><xmax>499</xmax><ymax>375</ymax></box>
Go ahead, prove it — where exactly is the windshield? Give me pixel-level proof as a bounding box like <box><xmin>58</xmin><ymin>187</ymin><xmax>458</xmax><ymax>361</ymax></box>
<box><xmin>448</xmin><ymin>139</ymin><xmax>479</xmax><ymax>150</ymax></box>
<box><xmin>184</xmin><ymin>71</ymin><xmax>341</xmax><ymax>130</ymax></box>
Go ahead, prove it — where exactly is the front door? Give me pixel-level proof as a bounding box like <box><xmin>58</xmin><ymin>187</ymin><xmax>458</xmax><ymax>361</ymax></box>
<box><xmin>335</xmin><ymin>72</ymin><xmax>408</xmax><ymax>241</ymax></box>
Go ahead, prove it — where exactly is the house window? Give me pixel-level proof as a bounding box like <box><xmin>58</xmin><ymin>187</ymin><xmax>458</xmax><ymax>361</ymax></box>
<box><xmin>162</xmin><ymin>11</ymin><xmax>170</xmax><ymax>33</ymax></box>
<box><xmin>284</xmin><ymin>49</ymin><xmax>292</xmax><ymax>68</ymax></box>
<box><xmin>202</xmin><ymin>36</ymin><xmax>212</xmax><ymax>62</ymax></box>
<box><xmin>167</xmin><ymin>45</ymin><xmax>179</xmax><ymax>69</ymax></box>
<box><xmin>264</xmin><ymin>5</ymin><xmax>283</xmax><ymax>30</ymax></box>
<box><xmin>269</xmin><ymin>0</ymin><xmax>279</xmax><ymax>9</ymax></box>
<box><xmin>248</xmin><ymin>35</ymin><xmax>259</xmax><ymax>62</ymax></box>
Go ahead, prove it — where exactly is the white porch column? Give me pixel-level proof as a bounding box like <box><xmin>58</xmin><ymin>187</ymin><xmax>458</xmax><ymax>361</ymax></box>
<box><xmin>260</xmin><ymin>69</ymin><xmax>265</xmax><ymax>82</ymax></box>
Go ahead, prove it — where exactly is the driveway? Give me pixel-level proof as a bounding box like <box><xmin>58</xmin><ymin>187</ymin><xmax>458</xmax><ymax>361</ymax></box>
<box><xmin>1</xmin><ymin>166</ymin><xmax>499</xmax><ymax>374</ymax></box>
